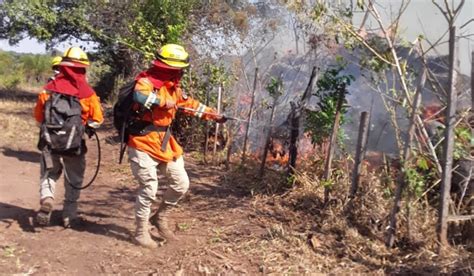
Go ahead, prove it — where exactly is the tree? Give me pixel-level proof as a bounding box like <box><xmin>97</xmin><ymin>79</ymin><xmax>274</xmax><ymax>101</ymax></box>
<box><xmin>431</xmin><ymin>0</ymin><xmax>466</xmax><ymax>251</ymax></box>
<box><xmin>305</xmin><ymin>65</ymin><xmax>353</xmax><ymax>147</ymax></box>
<box><xmin>305</xmin><ymin>65</ymin><xmax>353</xmax><ymax>202</ymax></box>
<box><xmin>0</xmin><ymin>0</ymin><xmax>198</xmax><ymax>96</ymax></box>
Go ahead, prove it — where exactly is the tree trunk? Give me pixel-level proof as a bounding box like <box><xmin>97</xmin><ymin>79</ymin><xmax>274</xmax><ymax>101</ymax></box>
<box><xmin>438</xmin><ymin>26</ymin><xmax>458</xmax><ymax>249</ymax></box>
<box><xmin>350</xmin><ymin>111</ymin><xmax>370</xmax><ymax>198</ymax></box>
<box><xmin>287</xmin><ymin>67</ymin><xmax>318</xmax><ymax>176</ymax></box>
<box><xmin>300</xmin><ymin>67</ymin><xmax>318</xmax><ymax>107</ymax></box>
<box><xmin>471</xmin><ymin>51</ymin><xmax>474</xmax><ymax>113</ymax></box>
<box><xmin>241</xmin><ymin>68</ymin><xmax>259</xmax><ymax>164</ymax></box>
<box><xmin>468</xmin><ymin>51</ymin><xmax>474</xmax><ymax>237</ymax></box>
<box><xmin>323</xmin><ymin>85</ymin><xmax>346</xmax><ymax>204</ymax></box>
<box><xmin>385</xmin><ymin>67</ymin><xmax>427</xmax><ymax>247</ymax></box>
<box><xmin>287</xmin><ymin>102</ymin><xmax>299</xmax><ymax>175</ymax></box>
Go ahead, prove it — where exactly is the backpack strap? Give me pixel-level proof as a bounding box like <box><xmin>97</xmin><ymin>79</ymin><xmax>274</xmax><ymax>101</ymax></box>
<box><xmin>160</xmin><ymin>127</ymin><xmax>171</xmax><ymax>152</ymax></box>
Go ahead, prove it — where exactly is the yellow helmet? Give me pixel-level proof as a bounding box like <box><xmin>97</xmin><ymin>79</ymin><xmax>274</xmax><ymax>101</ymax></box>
<box><xmin>61</xmin><ymin>47</ymin><xmax>90</xmax><ymax>67</ymax></box>
<box><xmin>156</xmin><ymin>44</ymin><xmax>189</xmax><ymax>68</ymax></box>
<box><xmin>51</xmin><ymin>56</ymin><xmax>62</xmax><ymax>68</ymax></box>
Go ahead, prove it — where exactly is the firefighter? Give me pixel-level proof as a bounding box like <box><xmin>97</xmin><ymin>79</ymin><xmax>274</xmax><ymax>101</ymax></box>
<box><xmin>50</xmin><ymin>56</ymin><xmax>62</xmax><ymax>80</ymax></box>
<box><xmin>128</xmin><ymin>44</ymin><xmax>227</xmax><ymax>248</ymax></box>
<box><xmin>34</xmin><ymin>47</ymin><xmax>103</xmax><ymax>228</ymax></box>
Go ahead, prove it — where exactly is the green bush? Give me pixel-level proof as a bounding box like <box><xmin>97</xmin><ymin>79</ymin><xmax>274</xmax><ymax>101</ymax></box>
<box><xmin>305</xmin><ymin>65</ymin><xmax>354</xmax><ymax>146</ymax></box>
<box><xmin>0</xmin><ymin>50</ymin><xmax>52</xmax><ymax>88</ymax></box>
<box><xmin>2</xmin><ymin>75</ymin><xmax>22</xmax><ymax>90</ymax></box>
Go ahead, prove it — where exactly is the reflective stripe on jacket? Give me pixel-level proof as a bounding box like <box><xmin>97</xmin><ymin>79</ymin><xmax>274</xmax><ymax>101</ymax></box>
<box><xmin>128</xmin><ymin>77</ymin><xmax>219</xmax><ymax>162</ymax></box>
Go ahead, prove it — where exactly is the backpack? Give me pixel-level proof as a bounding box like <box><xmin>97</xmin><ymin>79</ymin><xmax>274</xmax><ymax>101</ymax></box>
<box><xmin>113</xmin><ymin>81</ymin><xmax>153</xmax><ymax>140</ymax></box>
<box><xmin>113</xmin><ymin>80</ymin><xmax>152</xmax><ymax>163</ymax></box>
<box><xmin>113</xmin><ymin>80</ymin><xmax>136</xmax><ymax>142</ymax></box>
<box><xmin>113</xmin><ymin>80</ymin><xmax>170</xmax><ymax>163</ymax></box>
<box><xmin>38</xmin><ymin>92</ymin><xmax>85</xmax><ymax>155</ymax></box>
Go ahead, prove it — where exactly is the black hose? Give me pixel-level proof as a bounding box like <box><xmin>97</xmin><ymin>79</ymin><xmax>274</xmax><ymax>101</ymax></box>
<box><xmin>68</xmin><ymin>131</ymin><xmax>101</xmax><ymax>190</ymax></box>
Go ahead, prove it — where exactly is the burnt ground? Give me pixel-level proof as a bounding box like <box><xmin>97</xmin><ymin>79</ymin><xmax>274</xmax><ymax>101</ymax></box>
<box><xmin>0</xmin><ymin>90</ymin><xmax>472</xmax><ymax>274</ymax></box>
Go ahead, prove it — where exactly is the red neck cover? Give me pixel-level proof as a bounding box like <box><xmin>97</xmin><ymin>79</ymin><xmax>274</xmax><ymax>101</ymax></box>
<box><xmin>43</xmin><ymin>65</ymin><xmax>94</xmax><ymax>99</ymax></box>
<box><xmin>135</xmin><ymin>60</ymin><xmax>183</xmax><ymax>89</ymax></box>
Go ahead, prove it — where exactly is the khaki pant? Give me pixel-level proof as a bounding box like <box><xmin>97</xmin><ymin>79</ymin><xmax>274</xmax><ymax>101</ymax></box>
<box><xmin>39</xmin><ymin>152</ymin><xmax>85</xmax><ymax>219</ymax></box>
<box><xmin>128</xmin><ymin>147</ymin><xmax>189</xmax><ymax>220</ymax></box>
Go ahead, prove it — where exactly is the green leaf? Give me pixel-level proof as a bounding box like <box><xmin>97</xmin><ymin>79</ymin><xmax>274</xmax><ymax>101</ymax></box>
<box><xmin>416</xmin><ymin>157</ymin><xmax>429</xmax><ymax>170</ymax></box>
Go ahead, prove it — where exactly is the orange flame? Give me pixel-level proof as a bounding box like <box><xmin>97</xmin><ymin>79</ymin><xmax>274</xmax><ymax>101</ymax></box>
<box><xmin>422</xmin><ymin>104</ymin><xmax>444</xmax><ymax>123</ymax></box>
<box><xmin>267</xmin><ymin>141</ymin><xmax>289</xmax><ymax>167</ymax></box>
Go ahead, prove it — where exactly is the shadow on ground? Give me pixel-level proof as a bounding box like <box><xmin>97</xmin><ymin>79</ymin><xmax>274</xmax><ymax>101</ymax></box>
<box><xmin>0</xmin><ymin>88</ymin><xmax>38</xmax><ymax>101</ymax></box>
<box><xmin>1</xmin><ymin>147</ymin><xmax>41</xmax><ymax>163</ymax></box>
<box><xmin>0</xmin><ymin>201</ymin><xmax>133</xmax><ymax>243</ymax></box>
<box><xmin>0</xmin><ymin>202</ymin><xmax>36</xmax><ymax>233</ymax></box>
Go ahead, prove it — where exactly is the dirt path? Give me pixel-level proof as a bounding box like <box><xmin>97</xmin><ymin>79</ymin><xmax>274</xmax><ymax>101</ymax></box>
<box><xmin>0</xmin><ymin>124</ymin><xmax>265</xmax><ymax>274</ymax></box>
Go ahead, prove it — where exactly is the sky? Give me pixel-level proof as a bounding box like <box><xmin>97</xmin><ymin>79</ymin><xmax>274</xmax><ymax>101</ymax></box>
<box><xmin>0</xmin><ymin>37</ymin><xmax>94</xmax><ymax>55</ymax></box>
<box><xmin>1</xmin><ymin>38</ymin><xmax>40</xmax><ymax>54</ymax></box>
<box><xmin>0</xmin><ymin>0</ymin><xmax>472</xmax><ymax>73</ymax></box>
<box><xmin>351</xmin><ymin>0</ymin><xmax>473</xmax><ymax>74</ymax></box>
<box><xmin>0</xmin><ymin>38</ymin><xmax>62</xmax><ymax>54</ymax></box>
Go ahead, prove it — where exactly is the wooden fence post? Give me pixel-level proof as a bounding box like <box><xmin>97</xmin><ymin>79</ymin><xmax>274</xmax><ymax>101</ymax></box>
<box><xmin>213</xmin><ymin>84</ymin><xmax>222</xmax><ymax>162</ymax></box>
<box><xmin>323</xmin><ymin>85</ymin><xmax>346</xmax><ymax>204</ymax></box>
<box><xmin>241</xmin><ymin>68</ymin><xmax>259</xmax><ymax>164</ymax></box>
<box><xmin>225</xmin><ymin>126</ymin><xmax>233</xmax><ymax>170</ymax></box>
<box><xmin>349</xmin><ymin>111</ymin><xmax>370</xmax><ymax>198</ymax></box>
<box><xmin>438</xmin><ymin>26</ymin><xmax>458</xmax><ymax>249</ymax></box>
<box><xmin>203</xmin><ymin>69</ymin><xmax>211</xmax><ymax>162</ymax></box>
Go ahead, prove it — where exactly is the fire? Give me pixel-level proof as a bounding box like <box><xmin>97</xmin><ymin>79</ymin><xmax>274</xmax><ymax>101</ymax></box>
<box><xmin>265</xmin><ymin>133</ymin><xmax>317</xmax><ymax>168</ymax></box>
<box><xmin>267</xmin><ymin>141</ymin><xmax>289</xmax><ymax>166</ymax></box>
<box><xmin>419</xmin><ymin>103</ymin><xmax>445</xmax><ymax>146</ymax></box>
<box><xmin>422</xmin><ymin>104</ymin><xmax>444</xmax><ymax>123</ymax></box>
<box><xmin>364</xmin><ymin>151</ymin><xmax>399</xmax><ymax>172</ymax></box>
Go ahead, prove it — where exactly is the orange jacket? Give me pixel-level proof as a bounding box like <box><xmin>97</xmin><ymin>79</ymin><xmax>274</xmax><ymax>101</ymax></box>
<box><xmin>33</xmin><ymin>90</ymin><xmax>104</xmax><ymax>126</ymax></box>
<box><xmin>128</xmin><ymin>77</ymin><xmax>219</xmax><ymax>162</ymax></box>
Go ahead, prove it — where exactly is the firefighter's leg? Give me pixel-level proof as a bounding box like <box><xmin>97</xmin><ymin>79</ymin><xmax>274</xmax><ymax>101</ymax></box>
<box><xmin>150</xmin><ymin>156</ymin><xmax>189</xmax><ymax>241</ymax></box>
<box><xmin>62</xmin><ymin>153</ymin><xmax>86</xmax><ymax>227</ymax></box>
<box><xmin>37</xmin><ymin>153</ymin><xmax>62</xmax><ymax>226</ymax></box>
<box><xmin>159</xmin><ymin>156</ymin><xmax>190</xmax><ymax>205</ymax></box>
<box><xmin>128</xmin><ymin>147</ymin><xmax>158</xmax><ymax>248</ymax></box>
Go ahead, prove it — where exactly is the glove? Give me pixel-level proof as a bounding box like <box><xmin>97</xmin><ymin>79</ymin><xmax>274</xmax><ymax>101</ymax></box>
<box><xmin>85</xmin><ymin>126</ymin><xmax>96</xmax><ymax>139</ymax></box>
<box><xmin>215</xmin><ymin>115</ymin><xmax>228</xmax><ymax>124</ymax></box>
<box><xmin>163</xmin><ymin>99</ymin><xmax>177</xmax><ymax>109</ymax></box>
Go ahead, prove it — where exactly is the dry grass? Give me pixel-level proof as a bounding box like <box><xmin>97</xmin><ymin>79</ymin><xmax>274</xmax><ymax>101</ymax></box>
<box><xmin>0</xmin><ymin>94</ymin><xmax>38</xmax><ymax>149</ymax></box>
<box><xmin>220</xmin><ymin>156</ymin><xmax>473</xmax><ymax>274</ymax></box>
